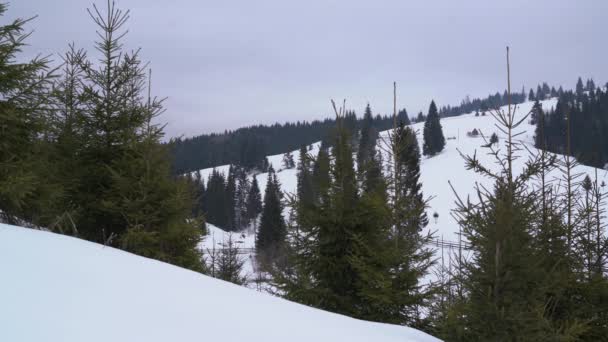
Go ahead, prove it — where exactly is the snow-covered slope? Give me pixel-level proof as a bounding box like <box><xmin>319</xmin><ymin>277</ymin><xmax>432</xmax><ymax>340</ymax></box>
<box><xmin>0</xmin><ymin>223</ymin><xmax>440</xmax><ymax>342</ymax></box>
<box><xmin>198</xmin><ymin>98</ymin><xmax>607</xmax><ymax>243</ymax></box>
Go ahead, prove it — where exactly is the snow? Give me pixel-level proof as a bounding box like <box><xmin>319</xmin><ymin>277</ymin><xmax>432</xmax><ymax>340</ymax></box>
<box><xmin>200</xmin><ymin>223</ymin><xmax>258</xmax><ymax>279</ymax></box>
<box><xmin>0</xmin><ymin>223</ymin><xmax>440</xmax><ymax>342</ymax></box>
<box><xmin>203</xmin><ymin>223</ymin><xmax>256</xmax><ymax>250</ymax></box>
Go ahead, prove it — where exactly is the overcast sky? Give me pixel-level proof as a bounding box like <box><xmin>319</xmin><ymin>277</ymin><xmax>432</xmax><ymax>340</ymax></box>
<box><xmin>14</xmin><ymin>0</ymin><xmax>608</xmax><ymax>138</ymax></box>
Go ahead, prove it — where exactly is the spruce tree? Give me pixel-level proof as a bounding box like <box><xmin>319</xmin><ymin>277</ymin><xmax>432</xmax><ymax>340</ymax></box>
<box><xmin>206</xmin><ymin>234</ymin><xmax>247</xmax><ymax>285</ymax></box>
<box><xmin>576</xmin><ymin>77</ymin><xmax>585</xmax><ymax>96</ymax></box>
<box><xmin>357</xmin><ymin>104</ymin><xmax>377</xmax><ymax>170</ymax></box>
<box><xmin>388</xmin><ymin>121</ymin><xmax>434</xmax><ymax>327</ymax></box>
<box><xmin>442</xmin><ymin>49</ymin><xmax>587</xmax><ymax>340</ymax></box>
<box><xmin>234</xmin><ymin>167</ymin><xmax>250</xmax><ymax>230</ymax></box>
<box><xmin>416</xmin><ymin>111</ymin><xmax>425</xmax><ymax>123</ymax></box>
<box><xmin>311</xmin><ymin>147</ymin><xmax>331</xmax><ymax>204</ymax></box>
<box><xmin>245</xmin><ymin>175</ymin><xmax>263</xmax><ymax>231</ymax></box>
<box><xmin>282</xmin><ymin>151</ymin><xmax>295</xmax><ymax>169</ymax></box>
<box><xmin>397</xmin><ymin>108</ymin><xmax>411</xmax><ymax>125</ymax></box>
<box><xmin>225</xmin><ymin>165</ymin><xmax>237</xmax><ymax>231</ymax></box>
<box><xmin>256</xmin><ymin>166</ymin><xmax>285</xmax><ymax>260</ymax></box>
<box><xmin>66</xmin><ymin>2</ymin><xmax>205</xmax><ymax>270</ymax></box>
<box><xmin>357</xmin><ymin>104</ymin><xmax>380</xmax><ymax>190</ymax></box>
<box><xmin>274</xmin><ymin>106</ymin><xmax>402</xmax><ymax>323</ymax></box>
<box><xmin>0</xmin><ymin>5</ymin><xmax>57</xmax><ymax>225</ymax></box>
<box><xmin>422</xmin><ymin>100</ymin><xmax>446</xmax><ymax>156</ymax></box>
<box><xmin>205</xmin><ymin>169</ymin><xmax>227</xmax><ymax>227</ymax></box>
<box><xmin>296</xmin><ymin>145</ymin><xmax>314</xmax><ymax>227</ymax></box>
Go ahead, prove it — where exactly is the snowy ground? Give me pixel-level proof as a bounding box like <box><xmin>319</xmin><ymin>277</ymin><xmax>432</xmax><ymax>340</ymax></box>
<box><xmin>0</xmin><ymin>223</ymin><xmax>440</xmax><ymax>342</ymax></box>
<box><xmin>200</xmin><ymin>223</ymin><xmax>259</xmax><ymax>280</ymax></box>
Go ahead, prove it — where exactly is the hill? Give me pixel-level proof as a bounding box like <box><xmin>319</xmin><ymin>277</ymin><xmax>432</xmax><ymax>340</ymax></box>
<box><xmin>0</xmin><ymin>223</ymin><xmax>440</xmax><ymax>342</ymax></box>
<box><xmin>196</xmin><ymin>96</ymin><xmax>606</xmax><ymax>247</ymax></box>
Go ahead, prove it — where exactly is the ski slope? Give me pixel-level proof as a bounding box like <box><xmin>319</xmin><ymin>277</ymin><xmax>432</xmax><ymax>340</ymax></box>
<box><xmin>0</xmin><ymin>223</ymin><xmax>441</xmax><ymax>342</ymax></box>
<box><xmin>197</xmin><ymin>98</ymin><xmax>607</xmax><ymax>244</ymax></box>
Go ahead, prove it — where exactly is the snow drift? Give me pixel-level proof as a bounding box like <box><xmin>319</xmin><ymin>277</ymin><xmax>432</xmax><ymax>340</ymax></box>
<box><xmin>0</xmin><ymin>223</ymin><xmax>440</xmax><ymax>342</ymax></box>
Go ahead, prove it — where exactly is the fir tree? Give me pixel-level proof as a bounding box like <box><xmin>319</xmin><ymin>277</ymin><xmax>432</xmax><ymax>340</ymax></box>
<box><xmin>296</xmin><ymin>145</ymin><xmax>314</xmax><ymax>227</ymax></box>
<box><xmin>311</xmin><ymin>147</ymin><xmax>331</xmax><ymax>204</ymax></box>
<box><xmin>357</xmin><ymin>104</ymin><xmax>381</xmax><ymax>190</ymax></box>
<box><xmin>442</xmin><ymin>49</ymin><xmax>587</xmax><ymax>340</ymax></box>
<box><xmin>274</xmin><ymin>103</ymin><xmax>408</xmax><ymax>324</ymax></box>
<box><xmin>388</xmin><ymin>121</ymin><xmax>434</xmax><ymax>327</ymax></box>
<box><xmin>205</xmin><ymin>169</ymin><xmax>227</xmax><ymax>227</ymax></box>
<box><xmin>206</xmin><ymin>234</ymin><xmax>247</xmax><ymax>285</ymax></box>
<box><xmin>357</xmin><ymin>104</ymin><xmax>377</xmax><ymax>171</ymax></box>
<box><xmin>256</xmin><ymin>166</ymin><xmax>285</xmax><ymax>260</ymax></box>
<box><xmin>397</xmin><ymin>108</ymin><xmax>411</xmax><ymax>125</ymax></box>
<box><xmin>422</xmin><ymin>100</ymin><xmax>446</xmax><ymax>156</ymax></box>
<box><xmin>225</xmin><ymin>165</ymin><xmax>237</xmax><ymax>231</ymax></box>
<box><xmin>282</xmin><ymin>151</ymin><xmax>295</xmax><ymax>169</ymax></box>
<box><xmin>489</xmin><ymin>132</ymin><xmax>499</xmax><ymax>145</ymax></box>
<box><xmin>416</xmin><ymin>111</ymin><xmax>425</xmax><ymax>123</ymax></box>
<box><xmin>68</xmin><ymin>2</ymin><xmax>205</xmax><ymax>270</ymax></box>
<box><xmin>234</xmin><ymin>167</ymin><xmax>250</xmax><ymax>230</ymax></box>
<box><xmin>246</xmin><ymin>175</ymin><xmax>263</xmax><ymax>232</ymax></box>
<box><xmin>576</xmin><ymin>77</ymin><xmax>585</xmax><ymax>96</ymax></box>
<box><xmin>0</xmin><ymin>4</ymin><xmax>57</xmax><ymax>225</ymax></box>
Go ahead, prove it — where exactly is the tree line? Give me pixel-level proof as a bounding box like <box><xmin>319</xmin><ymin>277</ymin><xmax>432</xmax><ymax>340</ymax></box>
<box><xmin>534</xmin><ymin>77</ymin><xmax>608</xmax><ymax>168</ymax></box>
<box><xmin>172</xmin><ymin>79</ymin><xmax>572</xmax><ymax>176</ymax></box>
<box><xmin>169</xmin><ymin>106</ymin><xmax>413</xmax><ymax>174</ymax></box>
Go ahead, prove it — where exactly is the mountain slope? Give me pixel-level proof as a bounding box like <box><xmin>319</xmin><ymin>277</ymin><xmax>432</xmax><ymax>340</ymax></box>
<box><xmin>0</xmin><ymin>223</ymin><xmax>440</xmax><ymax>342</ymax></box>
<box><xmin>198</xmin><ymin>97</ymin><xmax>607</xmax><ymax>243</ymax></box>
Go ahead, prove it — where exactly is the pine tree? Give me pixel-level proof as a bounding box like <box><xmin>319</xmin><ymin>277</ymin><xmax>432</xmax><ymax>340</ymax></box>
<box><xmin>422</xmin><ymin>100</ymin><xmax>446</xmax><ymax>156</ymax></box>
<box><xmin>357</xmin><ymin>104</ymin><xmax>377</xmax><ymax>169</ymax></box>
<box><xmin>282</xmin><ymin>151</ymin><xmax>295</xmax><ymax>169</ymax></box>
<box><xmin>274</xmin><ymin>104</ymin><xmax>403</xmax><ymax>323</ymax></box>
<box><xmin>261</xmin><ymin>157</ymin><xmax>270</xmax><ymax>172</ymax></box>
<box><xmin>528</xmin><ymin>88</ymin><xmax>535</xmax><ymax>101</ymax></box>
<box><xmin>489</xmin><ymin>132</ymin><xmax>498</xmax><ymax>145</ymax></box>
<box><xmin>225</xmin><ymin>165</ymin><xmax>237</xmax><ymax>231</ymax></box>
<box><xmin>234</xmin><ymin>167</ymin><xmax>250</xmax><ymax>230</ymax></box>
<box><xmin>311</xmin><ymin>147</ymin><xmax>331</xmax><ymax>204</ymax></box>
<box><xmin>0</xmin><ymin>5</ymin><xmax>57</xmax><ymax>225</ymax></box>
<box><xmin>533</xmin><ymin>101</ymin><xmax>545</xmax><ymax>148</ymax></box>
<box><xmin>206</xmin><ymin>234</ymin><xmax>247</xmax><ymax>285</ymax></box>
<box><xmin>442</xmin><ymin>49</ymin><xmax>587</xmax><ymax>341</ymax></box>
<box><xmin>65</xmin><ymin>2</ymin><xmax>205</xmax><ymax>270</ymax></box>
<box><xmin>576</xmin><ymin>77</ymin><xmax>585</xmax><ymax>96</ymax></box>
<box><xmin>357</xmin><ymin>104</ymin><xmax>380</xmax><ymax>190</ymax></box>
<box><xmin>245</xmin><ymin>175</ymin><xmax>263</xmax><ymax>232</ymax></box>
<box><xmin>388</xmin><ymin>121</ymin><xmax>434</xmax><ymax>327</ymax></box>
<box><xmin>296</xmin><ymin>145</ymin><xmax>314</xmax><ymax>227</ymax></box>
<box><xmin>416</xmin><ymin>111</ymin><xmax>425</xmax><ymax>123</ymax></box>
<box><xmin>109</xmin><ymin>137</ymin><xmax>204</xmax><ymax>271</ymax></box>
<box><xmin>397</xmin><ymin>108</ymin><xmax>411</xmax><ymax>125</ymax></box>
<box><xmin>205</xmin><ymin>169</ymin><xmax>227</xmax><ymax>227</ymax></box>
<box><xmin>257</xmin><ymin>166</ymin><xmax>285</xmax><ymax>261</ymax></box>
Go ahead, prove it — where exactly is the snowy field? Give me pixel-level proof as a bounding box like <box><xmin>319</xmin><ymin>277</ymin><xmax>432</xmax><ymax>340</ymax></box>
<box><xmin>0</xmin><ymin>223</ymin><xmax>440</xmax><ymax>342</ymax></box>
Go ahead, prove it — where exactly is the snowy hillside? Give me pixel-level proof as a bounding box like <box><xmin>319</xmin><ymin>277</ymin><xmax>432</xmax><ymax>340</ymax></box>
<box><xmin>197</xmin><ymin>98</ymin><xmax>607</xmax><ymax>244</ymax></box>
<box><xmin>0</xmin><ymin>223</ymin><xmax>440</xmax><ymax>342</ymax></box>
